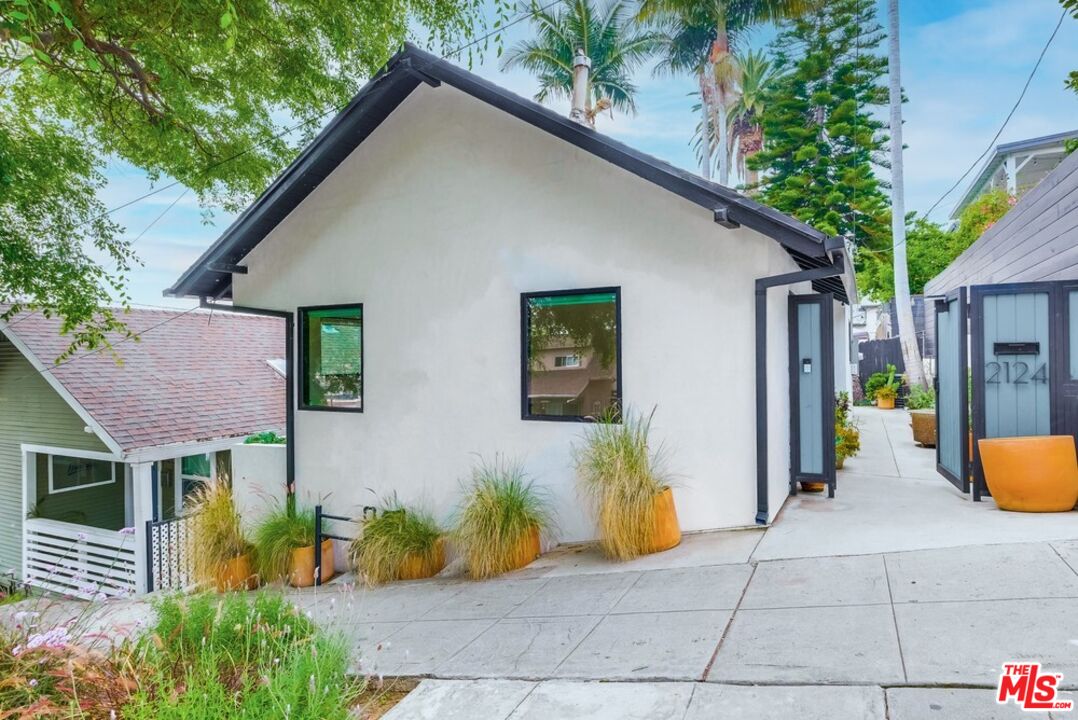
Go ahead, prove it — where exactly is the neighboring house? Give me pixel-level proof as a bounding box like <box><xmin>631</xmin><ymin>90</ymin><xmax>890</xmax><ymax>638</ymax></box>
<box><xmin>168</xmin><ymin>45</ymin><xmax>857</xmax><ymax>541</ymax></box>
<box><xmin>927</xmin><ymin>148</ymin><xmax>1078</xmax><ymax>295</ymax></box>
<box><xmin>851</xmin><ymin>298</ymin><xmax>889</xmax><ymax>344</ymax></box>
<box><xmin>0</xmin><ymin>309</ymin><xmax>284</xmax><ymax>598</ymax></box>
<box><xmin>949</xmin><ymin>129</ymin><xmax>1078</xmax><ymax>221</ymax></box>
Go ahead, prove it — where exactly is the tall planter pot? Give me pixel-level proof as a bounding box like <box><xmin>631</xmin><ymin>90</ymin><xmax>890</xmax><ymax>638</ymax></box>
<box><xmin>289</xmin><ymin>539</ymin><xmax>335</xmax><ymax>588</ymax></box>
<box><xmin>398</xmin><ymin>538</ymin><xmax>447</xmax><ymax>581</ymax></box>
<box><xmin>215</xmin><ymin>553</ymin><xmax>258</xmax><ymax>592</ymax></box>
<box><xmin>505</xmin><ymin>526</ymin><xmax>541</xmax><ymax>572</ymax></box>
<box><xmin>979</xmin><ymin>436</ymin><xmax>1078</xmax><ymax>512</ymax></box>
<box><xmin>910</xmin><ymin>410</ymin><xmax>937</xmax><ymax>448</ymax></box>
<box><xmin>646</xmin><ymin>487</ymin><xmax>681</xmax><ymax>554</ymax></box>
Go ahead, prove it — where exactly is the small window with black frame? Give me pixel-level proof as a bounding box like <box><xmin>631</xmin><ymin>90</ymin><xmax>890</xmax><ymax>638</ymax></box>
<box><xmin>301</xmin><ymin>305</ymin><xmax>363</xmax><ymax>411</ymax></box>
<box><xmin>522</xmin><ymin>288</ymin><xmax>621</xmax><ymax>421</ymax></box>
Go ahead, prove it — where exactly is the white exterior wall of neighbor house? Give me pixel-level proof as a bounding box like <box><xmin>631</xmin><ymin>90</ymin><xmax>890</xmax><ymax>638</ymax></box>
<box><xmin>232</xmin><ymin>83</ymin><xmax>827</xmax><ymax>540</ymax></box>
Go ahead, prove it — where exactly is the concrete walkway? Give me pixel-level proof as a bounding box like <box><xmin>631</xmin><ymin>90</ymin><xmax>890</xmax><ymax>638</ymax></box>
<box><xmin>297</xmin><ymin>539</ymin><xmax>1078</xmax><ymax>688</ymax></box>
<box><xmin>292</xmin><ymin>407</ymin><xmax>1078</xmax><ymax>718</ymax></box>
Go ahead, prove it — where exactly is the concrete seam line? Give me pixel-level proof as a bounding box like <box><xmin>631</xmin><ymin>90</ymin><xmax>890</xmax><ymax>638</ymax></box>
<box><xmin>882</xmin><ymin>554</ymin><xmax>909</xmax><ymax>684</ymax></box>
<box><xmin>1048</xmin><ymin>542</ymin><xmax>1078</xmax><ymax>579</ymax></box>
<box><xmin>678</xmin><ymin>683</ymin><xmax>699</xmax><ymax>720</ymax></box>
<box><xmin>545</xmin><ymin>574</ymin><xmax>642</xmax><ymax>675</ymax></box>
<box><xmin>701</xmin><ymin>562</ymin><xmax>758</xmax><ymax>682</ymax></box>
<box><xmin>503</xmin><ymin>680</ymin><xmax>541</xmax><ymax>720</ymax></box>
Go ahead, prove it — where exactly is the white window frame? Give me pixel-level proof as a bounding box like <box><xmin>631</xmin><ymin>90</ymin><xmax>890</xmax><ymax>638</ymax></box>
<box><xmin>165</xmin><ymin>453</ymin><xmax>216</xmax><ymax>518</ymax></box>
<box><xmin>47</xmin><ymin>453</ymin><xmax>118</xmax><ymax>495</ymax></box>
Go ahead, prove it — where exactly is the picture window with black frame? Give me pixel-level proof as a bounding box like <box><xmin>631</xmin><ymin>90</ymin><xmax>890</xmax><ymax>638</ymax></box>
<box><xmin>522</xmin><ymin>288</ymin><xmax>620</xmax><ymax>421</ymax></box>
<box><xmin>301</xmin><ymin>305</ymin><xmax>363</xmax><ymax>411</ymax></box>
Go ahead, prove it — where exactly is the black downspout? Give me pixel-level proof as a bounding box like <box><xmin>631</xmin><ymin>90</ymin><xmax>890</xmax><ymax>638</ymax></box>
<box><xmin>200</xmin><ymin>298</ymin><xmax>295</xmax><ymax>495</ymax></box>
<box><xmin>754</xmin><ymin>257</ymin><xmax>845</xmax><ymax>525</ymax></box>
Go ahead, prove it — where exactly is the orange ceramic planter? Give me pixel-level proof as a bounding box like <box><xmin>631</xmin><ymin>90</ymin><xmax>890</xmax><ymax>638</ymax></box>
<box><xmin>877</xmin><ymin>395</ymin><xmax>896</xmax><ymax>410</ymax></box>
<box><xmin>290</xmin><ymin>539</ymin><xmax>335</xmax><ymax>587</ymax></box>
<box><xmin>398</xmin><ymin>538</ymin><xmax>447</xmax><ymax>581</ymax></box>
<box><xmin>979</xmin><ymin>436</ymin><xmax>1078</xmax><ymax>512</ymax></box>
<box><xmin>215</xmin><ymin>554</ymin><xmax>258</xmax><ymax>592</ymax></box>
<box><xmin>646</xmin><ymin>487</ymin><xmax>681</xmax><ymax>554</ymax></box>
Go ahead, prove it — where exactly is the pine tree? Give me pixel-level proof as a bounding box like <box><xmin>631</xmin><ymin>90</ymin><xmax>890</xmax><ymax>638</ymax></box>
<box><xmin>747</xmin><ymin>0</ymin><xmax>891</xmax><ymax>251</ymax></box>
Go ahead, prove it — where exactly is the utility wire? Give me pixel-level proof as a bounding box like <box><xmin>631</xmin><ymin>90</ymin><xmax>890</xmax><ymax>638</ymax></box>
<box><xmin>6</xmin><ymin>1</ymin><xmax>559</xmax><ymax>381</ymax></box>
<box><xmin>921</xmin><ymin>8</ymin><xmax>1066</xmax><ymax>223</ymax></box>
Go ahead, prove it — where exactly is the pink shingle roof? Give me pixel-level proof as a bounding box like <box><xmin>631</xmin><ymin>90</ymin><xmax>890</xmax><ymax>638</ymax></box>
<box><xmin>2</xmin><ymin>308</ymin><xmax>285</xmax><ymax>453</ymax></box>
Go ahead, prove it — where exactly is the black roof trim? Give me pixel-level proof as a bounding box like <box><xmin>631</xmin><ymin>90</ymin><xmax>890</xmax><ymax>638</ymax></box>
<box><xmin>167</xmin><ymin>44</ymin><xmax>842</xmax><ymax>301</ymax></box>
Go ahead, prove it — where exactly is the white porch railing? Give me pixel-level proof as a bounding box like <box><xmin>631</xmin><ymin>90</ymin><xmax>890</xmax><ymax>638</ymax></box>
<box><xmin>23</xmin><ymin>518</ymin><xmax>138</xmax><ymax>600</ymax></box>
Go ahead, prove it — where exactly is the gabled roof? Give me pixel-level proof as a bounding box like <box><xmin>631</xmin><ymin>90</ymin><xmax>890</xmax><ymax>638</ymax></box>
<box><xmin>1</xmin><ymin>308</ymin><xmax>285</xmax><ymax>454</ymax></box>
<box><xmin>167</xmin><ymin>44</ymin><xmax>848</xmax><ymax>302</ymax></box>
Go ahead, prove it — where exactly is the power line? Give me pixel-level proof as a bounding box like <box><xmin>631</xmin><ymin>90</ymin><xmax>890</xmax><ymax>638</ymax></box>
<box><xmin>921</xmin><ymin>8</ymin><xmax>1066</xmax><ymax>222</ymax></box>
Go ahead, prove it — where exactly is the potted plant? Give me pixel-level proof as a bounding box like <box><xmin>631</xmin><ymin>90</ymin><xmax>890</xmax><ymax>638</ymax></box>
<box><xmin>907</xmin><ymin>385</ymin><xmax>936</xmax><ymax>447</ymax></box>
<box><xmin>454</xmin><ymin>456</ymin><xmax>553</xmax><ymax>580</ymax></box>
<box><xmin>252</xmin><ymin>501</ymin><xmax>333</xmax><ymax>588</ymax></box>
<box><xmin>187</xmin><ymin>479</ymin><xmax>257</xmax><ymax>592</ymax></box>
<box><xmin>350</xmin><ymin>500</ymin><xmax>445</xmax><ymax>585</ymax></box>
<box><xmin>868</xmin><ymin>364</ymin><xmax>901</xmax><ymax>409</ymax></box>
<box><xmin>575</xmin><ymin>407</ymin><xmax>680</xmax><ymax>560</ymax></box>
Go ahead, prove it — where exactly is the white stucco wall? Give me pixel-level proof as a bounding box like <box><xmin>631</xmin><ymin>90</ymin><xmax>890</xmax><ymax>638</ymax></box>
<box><xmin>231</xmin><ymin>443</ymin><xmax>286</xmax><ymax>532</ymax></box>
<box><xmin>232</xmin><ymin>83</ymin><xmax>816</xmax><ymax>541</ymax></box>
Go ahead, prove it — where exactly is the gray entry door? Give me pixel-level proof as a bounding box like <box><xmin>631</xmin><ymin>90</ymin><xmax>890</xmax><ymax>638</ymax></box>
<box><xmin>934</xmin><ymin>288</ymin><xmax>969</xmax><ymax>493</ymax></box>
<box><xmin>970</xmin><ymin>283</ymin><xmax>1053</xmax><ymax>501</ymax></box>
<box><xmin>789</xmin><ymin>294</ymin><xmax>836</xmax><ymax>497</ymax></box>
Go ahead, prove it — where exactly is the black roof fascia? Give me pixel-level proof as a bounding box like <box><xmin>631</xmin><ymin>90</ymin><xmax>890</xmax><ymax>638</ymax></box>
<box><xmin>167</xmin><ymin>44</ymin><xmax>837</xmax><ymax>300</ymax></box>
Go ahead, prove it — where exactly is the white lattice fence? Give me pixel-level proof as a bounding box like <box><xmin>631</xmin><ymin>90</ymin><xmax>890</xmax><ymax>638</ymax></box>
<box><xmin>24</xmin><ymin>519</ymin><xmax>138</xmax><ymax>600</ymax></box>
<box><xmin>147</xmin><ymin>514</ymin><xmax>196</xmax><ymax>592</ymax></box>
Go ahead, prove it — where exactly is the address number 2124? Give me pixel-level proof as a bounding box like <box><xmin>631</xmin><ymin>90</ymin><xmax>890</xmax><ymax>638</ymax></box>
<box><xmin>985</xmin><ymin>361</ymin><xmax>1047</xmax><ymax>384</ymax></box>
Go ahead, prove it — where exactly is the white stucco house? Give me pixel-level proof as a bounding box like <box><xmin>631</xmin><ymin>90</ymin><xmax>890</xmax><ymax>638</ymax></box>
<box><xmin>168</xmin><ymin>45</ymin><xmax>857</xmax><ymax>542</ymax></box>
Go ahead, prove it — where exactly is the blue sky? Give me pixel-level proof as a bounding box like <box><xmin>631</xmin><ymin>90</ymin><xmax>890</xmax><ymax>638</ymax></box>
<box><xmin>103</xmin><ymin>0</ymin><xmax>1078</xmax><ymax>309</ymax></box>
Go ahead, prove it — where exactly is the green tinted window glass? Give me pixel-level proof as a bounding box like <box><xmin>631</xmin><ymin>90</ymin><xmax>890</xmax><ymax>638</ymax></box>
<box><xmin>524</xmin><ymin>289</ymin><xmax>619</xmax><ymax>420</ymax></box>
<box><xmin>181</xmin><ymin>453</ymin><xmax>211</xmax><ymax>478</ymax></box>
<box><xmin>302</xmin><ymin>306</ymin><xmax>363</xmax><ymax>410</ymax></box>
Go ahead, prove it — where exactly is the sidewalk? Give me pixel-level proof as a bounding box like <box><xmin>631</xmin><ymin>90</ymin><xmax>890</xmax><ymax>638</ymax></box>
<box><xmin>380</xmin><ymin>679</ymin><xmax>1074</xmax><ymax>719</ymax></box>
<box><xmin>295</xmin><ymin>539</ymin><xmax>1078</xmax><ymax>690</ymax></box>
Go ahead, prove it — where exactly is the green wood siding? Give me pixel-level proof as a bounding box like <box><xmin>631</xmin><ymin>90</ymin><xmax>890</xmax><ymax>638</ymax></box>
<box><xmin>0</xmin><ymin>339</ymin><xmax>111</xmax><ymax>578</ymax></box>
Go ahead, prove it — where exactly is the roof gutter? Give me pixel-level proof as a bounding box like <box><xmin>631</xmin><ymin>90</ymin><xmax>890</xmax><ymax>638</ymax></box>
<box><xmin>754</xmin><ymin>255</ymin><xmax>844</xmax><ymax>525</ymax></box>
<box><xmin>200</xmin><ymin>298</ymin><xmax>295</xmax><ymax>495</ymax></box>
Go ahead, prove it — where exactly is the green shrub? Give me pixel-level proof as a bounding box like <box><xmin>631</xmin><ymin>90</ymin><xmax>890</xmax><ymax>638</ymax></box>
<box><xmin>454</xmin><ymin>456</ymin><xmax>553</xmax><ymax>580</ymax></box>
<box><xmin>907</xmin><ymin>385</ymin><xmax>936</xmax><ymax>410</ymax></box>
<box><xmin>574</xmin><ymin>407</ymin><xmax>670</xmax><ymax>561</ymax></box>
<box><xmin>245</xmin><ymin>431</ymin><xmax>286</xmax><ymax>444</ymax></box>
<box><xmin>251</xmin><ymin>502</ymin><xmax>316</xmax><ymax>583</ymax></box>
<box><xmin>350</xmin><ymin>501</ymin><xmax>443</xmax><ymax>586</ymax></box>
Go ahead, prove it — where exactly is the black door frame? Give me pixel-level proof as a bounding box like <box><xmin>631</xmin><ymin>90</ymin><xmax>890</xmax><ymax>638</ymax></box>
<box><xmin>970</xmin><ymin>281</ymin><xmax>1064</xmax><ymax>501</ymax></box>
<box><xmin>934</xmin><ymin>287</ymin><xmax>969</xmax><ymax>493</ymax></box>
<box><xmin>788</xmin><ymin>293</ymin><xmax>836</xmax><ymax>497</ymax></box>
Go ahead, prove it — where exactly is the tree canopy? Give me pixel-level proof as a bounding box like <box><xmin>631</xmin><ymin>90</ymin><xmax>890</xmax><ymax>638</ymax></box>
<box><xmin>857</xmin><ymin>190</ymin><xmax>1016</xmax><ymax>301</ymax></box>
<box><xmin>1</xmin><ymin>0</ymin><xmax>496</xmax><ymax>357</ymax></box>
<box><xmin>746</xmin><ymin>0</ymin><xmax>891</xmax><ymax>249</ymax></box>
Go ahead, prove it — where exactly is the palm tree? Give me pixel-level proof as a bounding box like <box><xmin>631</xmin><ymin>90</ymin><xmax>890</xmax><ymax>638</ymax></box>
<box><xmin>641</xmin><ymin>0</ymin><xmax>809</xmax><ymax>185</ymax></box>
<box><xmin>728</xmin><ymin>49</ymin><xmax>774</xmax><ymax>186</ymax></box>
<box><xmin>502</xmin><ymin>0</ymin><xmax>663</xmax><ymax>125</ymax></box>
